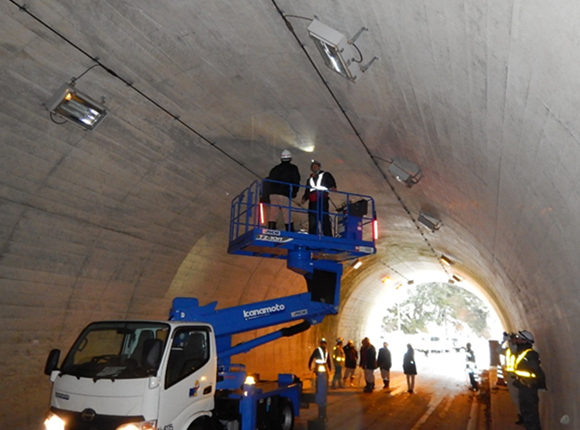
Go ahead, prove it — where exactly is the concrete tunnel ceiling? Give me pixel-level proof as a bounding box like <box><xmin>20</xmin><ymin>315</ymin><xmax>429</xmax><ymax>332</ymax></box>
<box><xmin>2</xmin><ymin>0</ymin><xmax>580</xmax><ymax>428</ymax></box>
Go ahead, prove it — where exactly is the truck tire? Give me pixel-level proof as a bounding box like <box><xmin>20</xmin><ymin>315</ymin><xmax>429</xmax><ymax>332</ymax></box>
<box><xmin>275</xmin><ymin>399</ymin><xmax>294</xmax><ymax>430</ymax></box>
<box><xmin>188</xmin><ymin>416</ymin><xmax>218</xmax><ymax>430</ymax></box>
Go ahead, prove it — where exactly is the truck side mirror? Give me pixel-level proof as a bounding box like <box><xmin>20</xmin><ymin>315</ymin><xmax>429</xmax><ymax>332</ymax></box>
<box><xmin>44</xmin><ymin>349</ymin><xmax>61</xmax><ymax>375</ymax></box>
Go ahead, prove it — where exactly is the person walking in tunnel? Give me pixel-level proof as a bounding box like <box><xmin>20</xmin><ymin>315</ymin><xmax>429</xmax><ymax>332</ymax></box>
<box><xmin>343</xmin><ymin>339</ymin><xmax>358</xmax><ymax>387</ymax></box>
<box><xmin>465</xmin><ymin>342</ymin><xmax>479</xmax><ymax>391</ymax></box>
<box><xmin>512</xmin><ymin>330</ymin><xmax>547</xmax><ymax>430</ymax></box>
<box><xmin>331</xmin><ymin>337</ymin><xmax>345</xmax><ymax>389</ymax></box>
<box><xmin>263</xmin><ymin>149</ymin><xmax>301</xmax><ymax>231</ymax></box>
<box><xmin>403</xmin><ymin>343</ymin><xmax>418</xmax><ymax>393</ymax></box>
<box><xmin>377</xmin><ymin>341</ymin><xmax>392</xmax><ymax>389</ymax></box>
<box><xmin>301</xmin><ymin>160</ymin><xmax>336</xmax><ymax>236</ymax></box>
<box><xmin>359</xmin><ymin>337</ymin><xmax>377</xmax><ymax>393</ymax></box>
<box><xmin>308</xmin><ymin>338</ymin><xmax>332</xmax><ymax>374</ymax></box>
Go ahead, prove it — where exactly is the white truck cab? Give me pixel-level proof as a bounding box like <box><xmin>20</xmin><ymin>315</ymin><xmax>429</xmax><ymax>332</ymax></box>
<box><xmin>45</xmin><ymin>321</ymin><xmax>217</xmax><ymax>430</ymax></box>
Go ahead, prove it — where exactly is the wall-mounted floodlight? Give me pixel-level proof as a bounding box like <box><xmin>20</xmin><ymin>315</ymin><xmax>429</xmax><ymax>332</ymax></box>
<box><xmin>418</xmin><ymin>213</ymin><xmax>442</xmax><ymax>232</ymax></box>
<box><xmin>45</xmin><ymin>83</ymin><xmax>107</xmax><ymax>131</ymax></box>
<box><xmin>451</xmin><ymin>274</ymin><xmax>463</xmax><ymax>283</ymax></box>
<box><xmin>440</xmin><ymin>255</ymin><xmax>454</xmax><ymax>266</ymax></box>
<box><xmin>387</xmin><ymin>159</ymin><xmax>423</xmax><ymax>188</ymax></box>
<box><xmin>352</xmin><ymin>259</ymin><xmax>363</xmax><ymax>269</ymax></box>
<box><xmin>307</xmin><ymin>19</ymin><xmax>378</xmax><ymax>82</ymax></box>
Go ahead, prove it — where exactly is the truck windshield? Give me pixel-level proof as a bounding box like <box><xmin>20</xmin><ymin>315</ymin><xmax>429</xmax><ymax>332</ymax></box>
<box><xmin>60</xmin><ymin>321</ymin><xmax>170</xmax><ymax>380</ymax></box>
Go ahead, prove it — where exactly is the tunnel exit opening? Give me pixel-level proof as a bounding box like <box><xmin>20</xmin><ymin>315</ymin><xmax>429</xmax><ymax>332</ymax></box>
<box><xmin>337</xmin><ymin>275</ymin><xmax>505</xmax><ymax>379</ymax></box>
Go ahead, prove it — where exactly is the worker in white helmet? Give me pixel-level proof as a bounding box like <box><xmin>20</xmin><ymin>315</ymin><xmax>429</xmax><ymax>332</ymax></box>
<box><xmin>263</xmin><ymin>150</ymin><xmax>301</xmax><ymax>231</ymax></box>
<box><xmin>512</xmin><ymin>330</ymin><xmax>547</xmax><ymax>430</ymax></box>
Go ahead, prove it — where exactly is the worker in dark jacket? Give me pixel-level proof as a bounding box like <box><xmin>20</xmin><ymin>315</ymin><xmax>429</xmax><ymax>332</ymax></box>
<box><xmin>264</xmin><ymin>149</ymin><xmax>301</xmax><ymax>231</ymax></box>
<box><xmin>359</xmin><ymin>337</ymin><xmax>377</xmax><ymax>393</ymax></box>
<box><xmin>377</xmin><ymin>342</ymin><xmax>392</xmax><ymax>389</ymax></box>
<box><xmin>512</xmin><ymin>330</ymin><xmax>547</xmax><ymax>430</ymax></box>
<box><xmin>308</xmin><ymin>338</ymin><xmax>332</xmax><ymax>374</ymax></box>
<box><xmin>301</xmin><ymin>160</ymin><xmax>336</xmax><ymax>236</ymax></box>
<box><xmin>343</xmin><ymin>340</ymin><xmax>358</xmax><ymax>387</ymax></box>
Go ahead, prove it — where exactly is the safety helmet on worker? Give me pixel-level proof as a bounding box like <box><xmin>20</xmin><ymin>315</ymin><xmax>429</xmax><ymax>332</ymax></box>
<box><xmin>336</xmin><ymin>337</ymin><xmax>343</xmax><ymax>344</ymax></box>
<box><xmin>319</xmin><ymin>338</ymin><xmax>327</xmax><ymax>344</ymax></box>
<box><xmin>281</xmin><ymin>150</ymin><xmax>292</xmax><ymax>161</ymax></box>
<box><xmin>518</xmin><ymin>330</ymin><xmax>534</xmax><ymax>343</ymax></box>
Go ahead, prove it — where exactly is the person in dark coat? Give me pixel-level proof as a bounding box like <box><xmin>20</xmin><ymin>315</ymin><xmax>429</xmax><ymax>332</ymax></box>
<box><xmin>512</xmin><ymin>330</ymin><xmax>547</xmax><ymax>430</ymax></box>
<box><xmin>308</xmin><ymin>338</ymin><xmax>332</xmax><ymax>374</ymax></box>
<box><xmin>343</xmin><ymin>339</ymin><xmax>358</xmax><ymax>387</ymax></box>
<box><xmin>377</xmin><ymin>342</ymin><xmax>392</xmax><ymax>389</ymax></box>
<box><xmin>359</xmin><ymin>337</ymin><xmax>377</xmax><ymax>393</ymax></box>
<box><xmin>264</xmin><ymin>149</ymin><xmax>301</xmax><ymax>231</ymax></box>
<box><xmin>300</xmin><ymin>160</ymin><xmax>336</xmax><ymax>236</ymax></box>
<box><xmin>403</xmin><ymin>343</ymin><xmax>418</xmax><ymax>393</ymax></box>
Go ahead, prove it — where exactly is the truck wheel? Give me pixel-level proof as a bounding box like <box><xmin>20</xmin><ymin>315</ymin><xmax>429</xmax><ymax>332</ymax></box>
<box><xmin>276</xmin><ymin>399</ymin><xmax>294</xmax><ymax>430</ymax></box>
<box><xmin>188</xmin><ymin>417</ymin><xmax>218</xmax><ymax>430</ymax></box>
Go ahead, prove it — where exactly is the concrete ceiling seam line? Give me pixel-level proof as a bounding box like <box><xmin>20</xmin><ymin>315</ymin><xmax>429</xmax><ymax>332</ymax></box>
<box><xmin>9</xmin><ymin>0</ymin><xmax>261</xmax><ymax>179</ymax></box>
<box><xmin>274</xmin><ymin>2</ymin><xmax>450</xmax><ymax>274</ymax></box>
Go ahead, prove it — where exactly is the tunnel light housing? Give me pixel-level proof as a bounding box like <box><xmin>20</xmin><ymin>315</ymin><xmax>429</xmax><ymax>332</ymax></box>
<box><xmin>418</xmin><ymin>213</ymin><xmax>442</xmax><ymax>232</ymax></box>
<box><xmin>45</xmin><ymin>83</ymin><xmax>107</xmax><ymax>130</ymax></box>
<box><xmin>440</xmin><ymin>255</ymin><xmax>454</xmax><ymax>266</ymax></box>
<box><xmin>387</xmin><ymin>159</ymin><xmax>423</xmax><ymax>188</ymax></box>
<box><xmin>307</xmin><ymin>19</ymin><xmax>361</xmax><ymax>82</ymax></box>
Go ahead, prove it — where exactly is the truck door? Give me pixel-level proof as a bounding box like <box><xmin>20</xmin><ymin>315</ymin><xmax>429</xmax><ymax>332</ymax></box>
<box><xmin>158</xmin><ymin>326</ymin><xmax>217</xmax><ymax>429</ymax></box>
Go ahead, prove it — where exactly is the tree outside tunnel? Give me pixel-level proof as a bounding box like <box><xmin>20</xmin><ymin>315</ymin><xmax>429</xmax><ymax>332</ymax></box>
<box><xmin>381</xmin><ymin>282</ymin><xmax>491</xmax><ymax>340</ymax></box>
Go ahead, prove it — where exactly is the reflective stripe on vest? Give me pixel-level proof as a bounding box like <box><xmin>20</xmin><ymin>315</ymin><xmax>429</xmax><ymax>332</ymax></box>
<box><xmin>505</xmin><ymin>348</ymin><xmax>516</xmax><ymax>372</ymax></box>
<box><xmin>315</xmin><ymin>347</ymin><xmax>328</xmax><ymax>364</ymax></box>
<box><xmin>513</xmin><ymin>348</ymin><xmax>537</xmax><ymax>379</ymax></box>
<box><xmin>308</xmin><ymin>172</ymin><xmax>328</xmax><ymax>192</ymax></box>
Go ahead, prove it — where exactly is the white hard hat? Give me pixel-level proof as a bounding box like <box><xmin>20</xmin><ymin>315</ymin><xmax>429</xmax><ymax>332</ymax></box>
<box><xmin>518</xmin><ymin>330</ymin><xmax>534</xmax><ymax>343</ymax></box>
<box><xmin>281</xmin><ymin>150</ymin><xmax>292</xmax><ymax>160</ymax></box>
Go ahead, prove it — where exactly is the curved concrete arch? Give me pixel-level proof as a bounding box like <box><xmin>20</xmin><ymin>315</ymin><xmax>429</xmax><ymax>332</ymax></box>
<box><xmin>1</xmin><ymin>0</ymin><xmax>577</xmax><ymax>428</ymax></box>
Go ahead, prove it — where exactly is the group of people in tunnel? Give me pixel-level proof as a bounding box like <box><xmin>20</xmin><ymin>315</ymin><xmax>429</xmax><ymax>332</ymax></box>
<box><xmin>308</xmin><ymin>337</ymin><xmax>418</xmax><ymax>394</ymax></box>
<box><xmin>262</xmin><ymin>149</ymin><xmax>336</xmax><ymax>235</ymax></box>
<box><xmin>307</xmin><ymin>331</ymin><xmax>546</xmax><ymax>429</ymax></box>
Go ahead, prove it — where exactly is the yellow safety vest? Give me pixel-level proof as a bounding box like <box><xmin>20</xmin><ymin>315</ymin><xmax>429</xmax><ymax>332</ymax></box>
<box><xmin>505</xmin><ymin>348</ymin><xmax>516</xmax><ymax>372</ymax></box>
<box><xmin>513</xmin><ymin>348</ymin><xmax>537</xmax><ymax>380</ymax></box>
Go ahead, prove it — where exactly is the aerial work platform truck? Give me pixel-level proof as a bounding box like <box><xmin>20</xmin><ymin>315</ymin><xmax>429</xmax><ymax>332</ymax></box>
<box><xmin>43</xmin><ymin>180</ymin><xmax>377</xmax><ymax>430</ymax></box>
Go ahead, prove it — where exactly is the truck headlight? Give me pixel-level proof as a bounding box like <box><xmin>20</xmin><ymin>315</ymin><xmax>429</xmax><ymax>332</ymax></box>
<box><xmin>116</xmin><ymin>420</ymin><xmax>157</xmax><ymax>430</ymax></box>
<box><xmin>44</xmin><ymin>411</ymin><xmax>65</xmax><ymax>430</ymax></box>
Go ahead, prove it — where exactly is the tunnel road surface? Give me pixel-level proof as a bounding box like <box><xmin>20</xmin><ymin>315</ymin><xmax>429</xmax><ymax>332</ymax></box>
<box><xmin>295</xmin><ymin>352</ymin><xmax>487</xmax><ymax>430</ymax></box>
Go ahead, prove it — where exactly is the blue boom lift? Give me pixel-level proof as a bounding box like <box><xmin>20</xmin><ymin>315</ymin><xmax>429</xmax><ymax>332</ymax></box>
<box><xmin>43</xmin><ymin>180</ymin><xmax>376</xmax><ymax>430</ymax></box>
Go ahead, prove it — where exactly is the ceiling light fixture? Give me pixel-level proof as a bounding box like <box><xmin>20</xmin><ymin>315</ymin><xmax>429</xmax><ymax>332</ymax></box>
<box><xmin>440</xmin><ymin>255</ymin><xmax>454</xmax><ymax>266</ymax></box>
<box><xmin>45</xmin><ymin>83</ymin><xmax>107</xmax><ymax>131</ymax></box>
<box><xmin>307</xmin><ymin>18</ymin><xmax>378</xmax><ymax>82</ymax></box>
<box><xmin>418</xmin><ymin>212</ymin><xmax>442</xmax><ymax>232</ymax></box>
<box><xmin>387</xmin><ymin>159</ymin><xmax>423</xmax><ymax>188</ymax></box>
